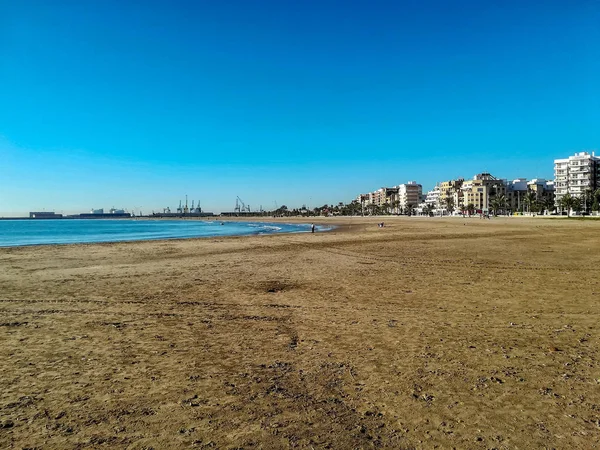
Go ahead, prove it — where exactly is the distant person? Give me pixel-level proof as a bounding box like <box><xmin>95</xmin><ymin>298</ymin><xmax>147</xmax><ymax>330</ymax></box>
<box><xmin>311</xmin><ymin>223</ymin><xmax>315</xmax><ymax>233</ymax></box>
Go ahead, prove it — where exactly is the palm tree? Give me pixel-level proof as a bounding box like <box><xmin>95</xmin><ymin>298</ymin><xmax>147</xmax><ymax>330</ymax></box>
<box><xmin>583</xmin><ymin>189</ymin><xmax>593</xmax><ymax>214</ymax></box>
<box><xmin>572</xmin><ymin>197</ymin><xmax>583</xmax><ymax>215</ymax></box>
<box><xmin>592</xmin><ymin>197</ymin><xmax>600</xmax><ymax>214</ymax></box>
<box><xmin>445</xmin><ymin>197</ymin><xmax>455</xmax><ymax>215</ymax></box>
<box><xmin>490</xmin><ymin>194</ymin><xmax>507</xmax><ymax>216</ymax></box>
<box><xmin>490</xmin><ymin>197</ymin><xmax>499</xmax><ymax>216</ymax></box>
<box><xmin>592</xmin><ymin>191</ymin><xmax>600</xmax><ymax>215</ymax></box>
<box><xmin>382</xmin><ymin>202</ymin><xmax>391</xmax><ymax>215</ymax></box>
<box><xmin>497</xmin><ymin>194</ymin><xmax>507</xmax><ymax>215</ymax></box>
<box><xmin>523</xmin><ymin>191</ymin><xmax>536</xmax><ymax>214</ymax></box>
<box><xmin>592</xmin><ymin>189</ymin><xmax>600</xmax><ymax>213</ymax></box>
<box><xmin>466</xmin><ymin>203</ymin><xmax>475</xmax><ymax>217</ymax></box>
<box><xmin>544</xmin><ymin>196</ymin><xmax>555</xmax><ymax>215</ymax></box>
<box><xmin>560</xmin><ymin>193</ymin><xmax>574</xmax><ymax>217</ymax></box>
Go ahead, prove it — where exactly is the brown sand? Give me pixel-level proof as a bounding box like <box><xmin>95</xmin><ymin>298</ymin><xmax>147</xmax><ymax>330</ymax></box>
<box><xmin>1</xmin><ymin>216</ymin><xmax>599</xmax><ymax>449</ymax></box>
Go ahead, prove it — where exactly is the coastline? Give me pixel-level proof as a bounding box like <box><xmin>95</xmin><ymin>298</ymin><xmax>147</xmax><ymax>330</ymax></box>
<box><xmin>1</xmin><ymin>217</ymin><xmax>599</xmax><ymax>448</ymax></box>
<box><xmin>0</xmin><ymin>219</ymin><xmax>336</xmax><ymax>249</ymax></box>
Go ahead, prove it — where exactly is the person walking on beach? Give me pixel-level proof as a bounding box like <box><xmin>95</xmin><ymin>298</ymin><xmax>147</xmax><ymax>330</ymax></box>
<box><xmin>311</xmin><ymin>223</ymin><xmax>315</xmax><ymax>233</ymax></box>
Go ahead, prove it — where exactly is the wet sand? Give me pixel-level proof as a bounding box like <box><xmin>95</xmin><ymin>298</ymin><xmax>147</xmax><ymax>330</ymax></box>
<box><xmin>1</xmin><ymin>216</ymin><xmax>599</xmax><ymax>448</ymax></box>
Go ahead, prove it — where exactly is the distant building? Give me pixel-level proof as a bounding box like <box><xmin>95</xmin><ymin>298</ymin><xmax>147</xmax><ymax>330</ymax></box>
<box><xmin>356</xmin><ymin>182</ymin><xmax>421</xmax><ymax>214</ymax></box>
<box><xmin>461</xmin><ymin>173</ymin><xmax>506</xmax><ymax>213</ymax></box>
<box><xmin>554</xmin><ymin>151</ymin><xmax>600</xmax><ymax>205</ymax></box>
<box><xmin>397</xmin><ymin>181</ymin><xmax>422</xmax><ymax>211</ymax></box>
<box><xmin>370</xmin><ymin>188</ymin><xmax>388</xmax><ymax>207</ymax></box>
<box><xmin>438</xmin><ymin>179</ymin><xmax>464</xmax><ymax>213</ymax></box>
<box><xmin>506</xmin><ymin>178</ymin><xmax>529</xmax><ymax>212</ymax></box>
<box><xmin>29</xmin><ymin>212</ymin><xmax>62</xmax><ymax>219</ymax></box>
<box><xmin>424</xmin><ymin>185</ymin><xmax>440</xmax><ymax>208</ymax></box>
<box><xmin>528</xmin><ymin>179</ymin><xmax>555</xmax><ymax>209</ymax></box>
<box><xmin>76</xmin><ymin>212</ymin><xmax>131</xmax><ymax>219</ymax></box>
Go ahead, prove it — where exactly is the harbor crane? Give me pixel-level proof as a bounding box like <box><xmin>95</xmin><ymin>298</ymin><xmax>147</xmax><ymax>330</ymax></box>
<box><xmin>234</xmin><ymin>196</ymin><xmax>251</xmax><ymax>213</ymax></box>
<box><xmin>183</xmin><ymin>195</ymin><xmax>189</xmax><ymax>214</ymax></box>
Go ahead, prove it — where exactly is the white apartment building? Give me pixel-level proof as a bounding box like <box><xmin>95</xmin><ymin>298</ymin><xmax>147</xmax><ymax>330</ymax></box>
<box><xmin>424</xmin><ymin>185</ymin><xmax>440</xmax><ymax>208</ymax></box>
<box><xmin>554</xmin><ymin>152</ymin><xmax>600</xmax><ymax>203</ymax></box>
<box><xmin>397</xmin><ymin>181</ymin><xmax>422</xmax><ymax>210</ymax></box>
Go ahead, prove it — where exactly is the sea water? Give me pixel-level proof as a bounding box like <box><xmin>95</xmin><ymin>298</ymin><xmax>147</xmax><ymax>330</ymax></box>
<box><xmin>0</xmin><ymin>219</ymin><xmax>327</xmax><ymax>247</ymax></box>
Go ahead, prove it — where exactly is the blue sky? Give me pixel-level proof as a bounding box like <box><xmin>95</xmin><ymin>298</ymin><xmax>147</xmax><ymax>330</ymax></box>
<box><xmin>1</xmin><ymin>0</ymin><xmax>599</xmax><ymax>215</ymax></box>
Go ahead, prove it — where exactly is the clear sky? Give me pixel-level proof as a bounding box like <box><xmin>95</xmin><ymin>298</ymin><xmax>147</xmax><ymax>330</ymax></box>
<box><xmin>1</xmin><ymin>0</ymin><xmax>599</xmax><ymax>215</ymax></box>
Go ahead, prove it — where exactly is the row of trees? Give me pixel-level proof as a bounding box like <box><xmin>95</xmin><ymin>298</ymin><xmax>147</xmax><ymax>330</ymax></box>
<box><xmin>437</xmin><ymin>189</ymin><xmax>600</xmax><ymax>217</ymax></box>
<box><xmin>487</xmin><ymin>193</ymin><xmax>555</xmax><ymax>216</ymax></box>
<box><xmin>265</xmin><ymin>188</ymin><xmax>600</xmax><ymax>218</ymax></box>
<box><xmin>558</xmin><ymin>189</ymin><xmax>600</xmax><ymax>217</ymax></box>
<box><xmin>509</xmin><ymin>189</ymin><xmax>600</xmax><ymax>217</ymax></box>
<box><xmin>270</xmin><ymin>201</ymin><xmax>417</xmax><ymax>217</ymax></box>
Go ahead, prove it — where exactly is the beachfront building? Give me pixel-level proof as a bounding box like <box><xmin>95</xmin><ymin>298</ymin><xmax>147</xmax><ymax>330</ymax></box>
<box><xmin>356</xmin><ymin>194</ymin><xmax>369</xmax><ymax>215</ymax></box>
<box><xmin>371</xmin><ymin>188</ymin><xmax>386</xmax><ymax>207</ymax></box>
<box><xmin>460</xmin><ymin>173</ymin><xmax>506</xmax><ymax>213</ymax></box>
<box><xmin>554</xmin><ymin>151</ymin><xmax>600</xmax><ymax>205</ymax></box>
<box><xmin>437</xmin><ymin>179</ymin><xmax>464</xmax><ymax>214</ymax></box>
<box><xmin>504</xmin><ymin>178</ymin><xmax>555</xmax><ymax>213</ymax></box>
<box><xmin>416</xmin><ymin>185</ymin><xmax>439</xmax><ymax>215</ymax></box>
<box><xmin>528</xmin><ymin>179</ymin><xmax>555</xmax><ymax>211</ymax></box>
<box><xmin>356</xmin><ymin>181</ymin><xmax>422</xmax><ymax>214</ymax></box>
<box><xmin>357</xmin><ymin>187</ymin><xmax>395</xmax><ymax>214</ymax></box>
<box><xmin>397</xmin><ymin>181</ymin><xmax>422</xmax><ymax>211</ymax></box>
<box><xmin>506</xmin><ymin>178</ymin><xmax>528</xmax><ymax>212</ymax></box>
<box><xmin>424</xmin><ymin>186</ymin><xmax>440</xmax><ymax>208</ymax></box>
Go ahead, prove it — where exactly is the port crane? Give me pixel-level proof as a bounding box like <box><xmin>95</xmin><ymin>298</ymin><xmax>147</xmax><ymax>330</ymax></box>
<box><xmin>183</xmin><ymin>195</ymin><xmax>189</xmax><ymax>214</ymax></box>
<box><xmin>234</xmin><ymin>196</ymin><xmax>251</xmax><ymax>213</ymax></box>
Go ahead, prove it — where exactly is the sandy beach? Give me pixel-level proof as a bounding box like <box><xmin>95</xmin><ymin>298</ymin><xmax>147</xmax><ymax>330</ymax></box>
<box><xmin>1</xmin><ymin>216</ymin><xmax>599</xmax><ymax>448</ymax></box>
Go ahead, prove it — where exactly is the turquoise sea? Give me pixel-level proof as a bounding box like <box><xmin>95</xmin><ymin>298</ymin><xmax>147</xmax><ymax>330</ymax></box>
<box><xmin>0</xmin><ymin>219</ymin><xmax>326</xmax><ymax>247</ymax></box>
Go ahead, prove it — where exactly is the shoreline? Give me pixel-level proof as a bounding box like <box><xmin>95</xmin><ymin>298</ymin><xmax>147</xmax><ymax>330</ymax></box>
<box><xmin>1</xmin><ymin>214</ymin><xmax>597</xmax><ymax>250</ymax></box>
<box><xmin>0</xmin><ymin>220</ymin><xmax>337</xmax><ymax>249</ymax></box>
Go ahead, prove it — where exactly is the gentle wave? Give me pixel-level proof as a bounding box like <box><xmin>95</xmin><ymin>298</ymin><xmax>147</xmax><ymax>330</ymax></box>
<box><xmin>0</xmin><ymin>219</ymin><xmax>327</xmax><ymax>247</ymax></box>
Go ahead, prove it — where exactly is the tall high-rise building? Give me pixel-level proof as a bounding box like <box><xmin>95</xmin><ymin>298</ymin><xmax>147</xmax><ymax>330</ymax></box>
<box><xmin>554</xmin><ymin>152</ymin><xmax>600</xmax><ymax>204</ymax></box>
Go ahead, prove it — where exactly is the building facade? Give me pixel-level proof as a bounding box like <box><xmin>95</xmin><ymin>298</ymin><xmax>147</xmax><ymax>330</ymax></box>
<box><xmin>437</xmin><ymin>179</ymin><xmax>464</xmax><ymax>213</ymax></box>
<box><xmin>528</xmin><ymin>179</ymin><xmax>555</xmax><ymax>209</ymax></box>
<box><xmin>357</xmin><ymin>181</ymin><xmax>422</xmax><ymax>214</ymax></box>
<box><xmin>424</xmin><ymin>185</ymin><xmax>440</xmax><ymax>208</ymax></box>
<box><xmin>397</xmin><ymin>181</ymin><xmax>422</xmax><ymax>210</ymax></box>
<box><xmin>554</xmin><ymin>151</ymin><xmax>600</xmax><ymax>205</ymax></box>
<box><xmin>460</xmin><ymin>173</ymin><xmax>506</xmax><ymax>212</ymax></box>
<box><xmin>506</xmin><ymin>178</ymin><xmax>528</xmax><ymax>212</ymax></box>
